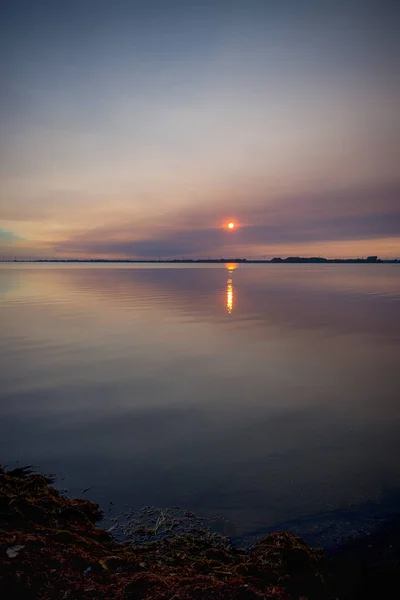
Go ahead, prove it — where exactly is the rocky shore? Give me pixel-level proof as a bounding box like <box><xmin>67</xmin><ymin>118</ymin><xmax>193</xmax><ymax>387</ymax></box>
<box><xmin>1</xmin><ymin>465</ymin><xmax>398</xmax><ymax>599</ymax></box>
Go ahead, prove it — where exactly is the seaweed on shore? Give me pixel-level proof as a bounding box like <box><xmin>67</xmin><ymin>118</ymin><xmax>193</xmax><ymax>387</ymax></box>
<box><xmin>0</xmin><ymin>465</ymin><xmax>336</xmax><ymax>599</ymax></box>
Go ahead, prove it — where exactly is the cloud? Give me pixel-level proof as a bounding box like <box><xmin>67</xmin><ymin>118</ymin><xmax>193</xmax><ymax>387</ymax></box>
<box><xmin>55</xmin><ymin>182</ymin><xmax>400</xmax><ymax>258</ymax></box>
<box><xmin>0</xmin><ymin>228</ymin><xmax>23</xmax><ymax>243</ymax></box>
<box><xmin>1</xmin><ymin>0</ymin><xmax>399</xmax><ymax>261</ymax></box>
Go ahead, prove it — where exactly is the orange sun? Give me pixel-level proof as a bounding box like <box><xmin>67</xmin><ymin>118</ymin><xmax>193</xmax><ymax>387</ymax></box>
<box><xmin>227</xmin><ymin>222</ymin><xmax>235</xmax><ymax>229</ymax></box>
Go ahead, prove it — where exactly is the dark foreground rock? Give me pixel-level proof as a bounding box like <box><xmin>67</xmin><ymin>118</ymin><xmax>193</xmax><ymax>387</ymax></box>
<box><xmin>0</xmin><ymin>465</ymin><xmax>398</xmax><ymax>599</ymax></box>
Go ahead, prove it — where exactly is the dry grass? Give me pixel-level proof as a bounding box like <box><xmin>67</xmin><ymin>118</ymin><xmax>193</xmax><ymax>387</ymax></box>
<box><xmin>0</xmin><ymin>465</ymin><xmax>335</xmax><ymax>599</ymax></box>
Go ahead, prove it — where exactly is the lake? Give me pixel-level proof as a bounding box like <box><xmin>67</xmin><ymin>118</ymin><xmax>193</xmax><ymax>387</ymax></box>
<box><xmin>1</xmin><ymin>263</ymin><xmax>399</xmax><ymax>547</ymax></box>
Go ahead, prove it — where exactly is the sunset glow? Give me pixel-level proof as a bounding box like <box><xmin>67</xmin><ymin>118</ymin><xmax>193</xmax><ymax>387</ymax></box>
<box><xmin>0</xmin><ymin>1</ymin><xmax>398</xmax><ymax>260</ymax></box>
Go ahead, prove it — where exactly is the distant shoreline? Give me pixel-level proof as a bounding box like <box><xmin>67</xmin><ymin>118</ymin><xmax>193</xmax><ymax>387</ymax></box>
<box><xmin>1</xmin><ymin>257</ymin><xmax>399</xmax><ymax>264</ymax></box>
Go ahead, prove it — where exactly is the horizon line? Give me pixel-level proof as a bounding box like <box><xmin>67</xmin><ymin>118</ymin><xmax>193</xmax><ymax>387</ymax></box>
<box><xmin>1</xmin><ymin>256</ymin><xmax>399</xmax><ymax>264</ymax></box>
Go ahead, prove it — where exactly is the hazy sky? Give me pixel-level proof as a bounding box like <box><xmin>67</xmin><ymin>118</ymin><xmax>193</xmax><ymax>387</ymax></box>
<box><xmin>1</xmin><ymin>0</ymin><xmax>399</xmax><ymax>258</ymax></box>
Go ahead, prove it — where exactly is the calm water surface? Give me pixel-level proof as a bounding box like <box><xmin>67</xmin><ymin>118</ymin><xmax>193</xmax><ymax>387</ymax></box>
<box><xmin>1</xmin><ymin>264</ymin><xmax>399</xmax><ymax>545</ymax></box>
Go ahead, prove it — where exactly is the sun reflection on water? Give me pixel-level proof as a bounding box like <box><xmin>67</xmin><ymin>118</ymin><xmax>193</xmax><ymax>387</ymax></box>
<box><xmin>226</xmin><ymin>278</ymin><xmax>233</xmax><ymax>313</ymax></box>
<box><xmin>225</xmin><ymin>264</ymin><xmax>237</xmax><ymax>314</ymax></box>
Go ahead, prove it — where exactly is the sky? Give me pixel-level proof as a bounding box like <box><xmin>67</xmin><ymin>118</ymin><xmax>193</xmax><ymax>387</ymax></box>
<box><xmin>1</xmin><ymin>0</ymin><xmax>399</xmax><ymax>259</ymax></box>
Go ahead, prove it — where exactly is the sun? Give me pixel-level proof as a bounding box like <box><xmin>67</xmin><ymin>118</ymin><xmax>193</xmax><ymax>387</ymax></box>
<box><xmin>227</xmin><ymin>222</ymin><xmax>235</xmax><ymax>229</ymax></box>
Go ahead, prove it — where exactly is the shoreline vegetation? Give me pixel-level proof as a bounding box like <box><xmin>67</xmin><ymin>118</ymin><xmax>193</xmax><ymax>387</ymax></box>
<box><xmin>1</xmin><ymin>256</ymin><xmax>399</xmax><ymax>264</ymax></box>
<box><xmin>1</xmin><ymin>466</ymin><xmax>399</xmax><ymax>599</ymax></box>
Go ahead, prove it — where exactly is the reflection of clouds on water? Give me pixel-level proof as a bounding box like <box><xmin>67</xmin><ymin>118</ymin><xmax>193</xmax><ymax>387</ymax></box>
<box><xmin>1</xmin><ymin>264</ymin><xmax>400</xmax><ymax>547</ymax></box>
<box><xmin>9</xmin><ymin>263</ymin><xmax>398</xmax><ymax>341</ymax></box>
<box><xmin>0</xmin><ymin>270</ymin><xmax>20</xmax><ymax>298</ymax></box>
<box><xmin>0</xmin><ymin>282</ymin><xmax>12</xmax><ymax>297</ymax></box>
